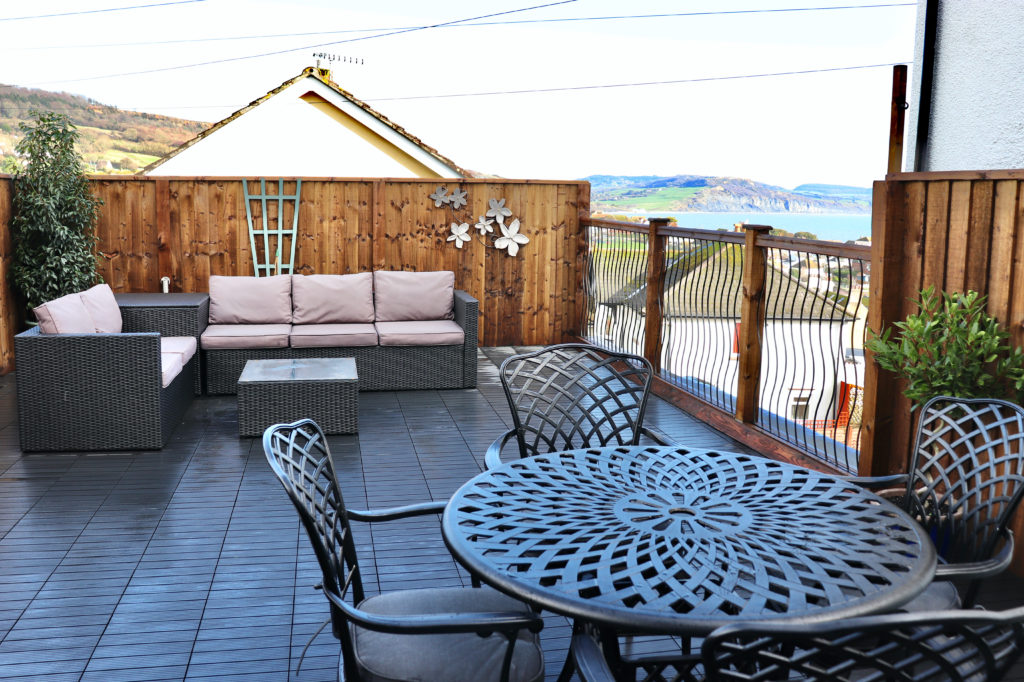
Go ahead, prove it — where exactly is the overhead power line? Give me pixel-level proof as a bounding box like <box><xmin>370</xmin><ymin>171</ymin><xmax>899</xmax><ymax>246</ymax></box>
<box><xmin>4</xmin><ymin>62</ymin><xmax>909</xmax><ymax>115</ymax></box>
<box><xmin>0</xmin><ymin>0</ymin><xmax>206</xmax><ymax>22</ymax></box>
<box><xmin>29</xmin><ymin>0</ymin><xmax>579</xmax><ymax>86</ymax></box>
<box><xmin>7</xmin><ymin>3</ymin><xmax>915</xmax><ymax>50</ymax></box>
<box><xmin>366</xmin><ymin>63</ymin><xmax>910</xmax><ymax>101</ymax></box>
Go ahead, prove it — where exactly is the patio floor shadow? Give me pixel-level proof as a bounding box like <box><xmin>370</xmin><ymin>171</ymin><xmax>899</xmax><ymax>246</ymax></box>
<box><xmin>1</xmin><ymin>347</ymin><xmax>1022</xmax><ymax>681</ymax></box>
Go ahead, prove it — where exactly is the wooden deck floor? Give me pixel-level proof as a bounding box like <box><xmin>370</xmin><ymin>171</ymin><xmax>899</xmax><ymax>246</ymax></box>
<box><xmin>1</xmin><ymin>347</ymin><xmax>1022</xmax><ymax>681</ymax></box>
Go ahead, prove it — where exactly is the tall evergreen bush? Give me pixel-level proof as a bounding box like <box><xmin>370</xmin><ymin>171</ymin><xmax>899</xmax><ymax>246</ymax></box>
<box><xmin>10</xmin><ymin>111</ymin><xmax>102</xmax><ymax>312</ymax></box>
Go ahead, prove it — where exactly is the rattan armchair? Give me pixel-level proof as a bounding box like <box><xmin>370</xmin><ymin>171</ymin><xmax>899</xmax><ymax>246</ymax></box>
<box><xmin>485</xmin><ymin>343</ymin><xmax>671</xmax><ymax>469</ymax></box>
<box><xmin>262</xmin><ymin>419</ymin><xmax>545</xmax><ymax>682</ymax></box>
<box><xmin>851</xmin><ymin>396</ymin><xmax>1024</xmax><ymax>608</ymax></box>
<box><xmin>700</xmin><ymin>605</ymin><xmax>1024</xmax><ymax>681</ymax></box>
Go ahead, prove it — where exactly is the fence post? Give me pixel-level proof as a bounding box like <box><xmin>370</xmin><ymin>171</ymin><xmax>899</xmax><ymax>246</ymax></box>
<box><xmin>155</xmin><ymin>177</ymin><xmax>174</xmax><ymax>291</ymax></box>
<box><xmin>644</xmin><ymin>218</ymin><xmax>670</xmax><ymax>372</ymax></box>
<box><xmin>736</xmin><ymin>224</ymin><xmax>772</xmax><ymax>423</ymax></box>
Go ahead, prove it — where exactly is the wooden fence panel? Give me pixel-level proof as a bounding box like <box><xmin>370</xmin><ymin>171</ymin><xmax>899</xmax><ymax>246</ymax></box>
<box><xmin>0</xmin><ymin>178</ymin><xmax>16</xmax><ymax>373</ymax></box>
<box><xmin>0</xmin><ymin>175</ymin><xmax>584</xmax><ymax>364</ymax></box>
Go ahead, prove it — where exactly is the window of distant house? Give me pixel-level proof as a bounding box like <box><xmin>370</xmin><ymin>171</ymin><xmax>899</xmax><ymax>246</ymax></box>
<box><xmin>790</xmin><ymin>390</ymin><xmax>812</xmax><ymax>420</ymax></box>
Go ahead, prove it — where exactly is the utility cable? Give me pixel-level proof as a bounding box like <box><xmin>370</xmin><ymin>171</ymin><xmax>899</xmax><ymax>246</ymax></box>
<box><xmin>7</xmin><ymin>3</ymin><xmax>915</xmax><ymax>50</ymax></box>
<box><xmin>0</xmin><ymin>0</ymin><xmax>206</xmax><ymax>22</ymax></box>
<box><xmin>29</xmin><ymin>0</ymin><xmax>578</xmax><ymax>85</ymax></box>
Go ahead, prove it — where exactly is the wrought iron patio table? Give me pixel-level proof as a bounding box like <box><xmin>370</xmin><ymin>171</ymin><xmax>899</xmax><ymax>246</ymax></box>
<box><xmin>442</xmin><ymin>446</ymin><xmax>937</xmax><ymax>637</ymax></box>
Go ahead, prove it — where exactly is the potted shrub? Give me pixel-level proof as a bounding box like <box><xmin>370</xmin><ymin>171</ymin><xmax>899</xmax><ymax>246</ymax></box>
<box><xmin>866</xmin><ymin>286</ymin><xmax>1024</xmax><ymax>407</ymax></box>
<box><xmin>9</xmin><ymin>111</ymin><xmax>102</xmax><ymax>314</ymax></box>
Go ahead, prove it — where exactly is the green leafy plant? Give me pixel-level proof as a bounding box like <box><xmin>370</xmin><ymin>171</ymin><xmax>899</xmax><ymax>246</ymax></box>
<box><xmin>866</xmin><ymin>286</ymin><xmax>1024</xmax><ymax>407</ymax></box>
<box><xmin>10</xmin><ymin>111</ymin><xmax>102</xmax><ymax>312</ymax></box>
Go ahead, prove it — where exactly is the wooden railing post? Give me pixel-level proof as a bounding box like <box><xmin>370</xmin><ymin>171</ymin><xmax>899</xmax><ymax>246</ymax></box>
<box><xmin>888</xmin><ymin>65</ymin><xmax>908</xmax><ymax>174</ymax></box>
<box><xmin>644</xmin><ymin>218</ymin><xmax>670</xmax><ymax>372</ymax></box>
<box><xmin>736</xmin><ymin>224</ymin><xmax>772</xmax><ymax>424</ymax></box>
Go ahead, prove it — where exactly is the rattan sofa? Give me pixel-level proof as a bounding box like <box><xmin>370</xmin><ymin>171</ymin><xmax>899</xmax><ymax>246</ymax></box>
<box><xmin>201</xmin><ymin>272</ymin><xmax>478</xmax><ymax>394</ymax></box>
<box><xmin>15</xmin><ymin>287</ymin><xmax>206</xmax><ymax>451</ymax></box>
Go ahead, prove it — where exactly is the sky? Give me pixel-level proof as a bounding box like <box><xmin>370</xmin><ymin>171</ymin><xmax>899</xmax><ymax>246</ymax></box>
<box><xmin>0</xmin><ymin>0</ymin><xmax>918</xmax><ymax>188</ymax></box>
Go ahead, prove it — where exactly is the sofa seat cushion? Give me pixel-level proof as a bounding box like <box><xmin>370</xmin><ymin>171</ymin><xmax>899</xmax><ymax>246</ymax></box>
<box><xmin>79</xmin><ymin>284</ymin><xmax>123</xmax><ymax>333</ymax></box>
<box><xmin>208</xmin><ymin>275</ymin><xmax>292</xmax><ymax>324</ymax></box>
<box><xmin>374</xmin><ymin>320</ymin><xmax>465</xmax><ymax>347</ymax></box>
<box><xmin>160</xmin><ymin>352</ymin><xmax>185</xmax><ymax>388</ymax></box>
<box><xmin>352</xmin><ymin>586</ymin><xmax>544</xmax><ymax>682</ymax></box>
<box><xmin>200</xmin><ymin>324</ymin><xmax>290</xmax><ymax>350</ymax></box>
<box><xmin>290</xmin><ymin>324</ymin><xmax>378</xmax><ymax>348</ymax></box>
<box><xmin>292</xmin><ymin>273</ymin><xmax>374</xmax><ymax>324</ymax></box>
<box><xmin>33</xmin><ymin>292</ymin><xmax>97</xmax><ymax>334</ymax></box>
<box><xmin>160</xmin><ymin>336</ymin><xmax>198</xmax><ymax>362</ymax></box>
<box><xmin>374</xmin><ymin>270</ymin><xmax>455</xmax><ymax>322</ymax></box>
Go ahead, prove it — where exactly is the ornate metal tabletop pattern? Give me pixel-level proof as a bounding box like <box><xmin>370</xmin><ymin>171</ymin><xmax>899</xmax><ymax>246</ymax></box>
<box><xmin>443</xmin><ymin>446</ymin><xmax>936</xmax><ymax>635</ymax></box>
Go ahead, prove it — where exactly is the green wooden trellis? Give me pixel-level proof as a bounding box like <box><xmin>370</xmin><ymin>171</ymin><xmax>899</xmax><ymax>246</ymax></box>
<box><xmin>243</xmin><ymin>178</ymin><xmax>302</xmax><ymax>277</ymax></box>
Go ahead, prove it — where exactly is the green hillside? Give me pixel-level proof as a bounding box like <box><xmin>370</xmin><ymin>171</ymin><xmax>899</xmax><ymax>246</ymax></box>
<box><xmin>0</xmin><ymin>84</ymin><xmax>207</xmax><ymax>173</ymax></box>
<box><xmin>598</xmin><ymin>187</ymin><xmax>701</xmax><ymax>210</ymax></box>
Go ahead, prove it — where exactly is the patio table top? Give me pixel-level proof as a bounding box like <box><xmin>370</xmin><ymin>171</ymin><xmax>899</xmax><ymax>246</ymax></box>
<box><xmin>443</xmin><ymin>445</ymin><xmax>937</xmax><ymax>636</ymax></box>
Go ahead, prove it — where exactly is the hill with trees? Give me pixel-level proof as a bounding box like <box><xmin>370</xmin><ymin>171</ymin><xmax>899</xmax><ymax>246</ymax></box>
<box><xmin>0</xmin><ymin>84</ymin><xmax>207</xmax><ymax>173</ymax></box>
<box><xmin>586</xmin><ymin>175</ymin><xmax>871</xmax><ymax>214</ymax></box>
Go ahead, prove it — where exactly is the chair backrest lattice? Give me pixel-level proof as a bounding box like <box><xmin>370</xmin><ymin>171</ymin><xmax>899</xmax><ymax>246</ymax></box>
<box><xmin>262</xmin><ymin>419</ymin><xmax>363</xmax><ymax>649</ymax></box>
<box><xmin>243</xmin><ymin>178</ymin><xmax>301</xmax><ymax>277</ymax></box>
<box><xmin>499</xmin><ymin>343</ymin><xmax>654</xmax><ymax>459</ymax></box>
<box><xmin>904</xmin><ymin>396</ymin><xmax>1024</xmax><ymax>566</ymax></box>
<box><xmin>702</xmin><ymin>607</ymin><xmax>1024</xmax><ymax>681</ymax></box>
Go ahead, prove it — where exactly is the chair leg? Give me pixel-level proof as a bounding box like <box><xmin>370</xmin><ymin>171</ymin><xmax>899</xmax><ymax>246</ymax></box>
<box><xmin>296</xmin><ymin>617</ymin><xmax>331</xmax><ymax>674</ymax></box>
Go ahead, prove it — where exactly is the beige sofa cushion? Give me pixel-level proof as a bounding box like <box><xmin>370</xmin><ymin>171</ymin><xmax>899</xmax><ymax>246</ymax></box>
<box><xmin>160</xmin><ymin>336</ymin><xmax>198</xmax><ymax>362</ymax></box>
<box><xmin>292</xmin><ymin>273</ymin><xmax>374</xmax><ymax>324</ymax></box>
<box><xmin>209</xmin><ymin>275</ymin><xmax>292</xmax><ymax>324</ymax></box>
<box><xmin>201</xmin><ymin>324</ymin><xmax>290</xmax><ymax>349</ymax></box>
<box><xmin>160</xmin><ymin>352</ymin><xmax>184</xmax><ymax>388</ymax></box>
<box><xmin>79</xmin><ymin>284</ymin><xmax>123</xmax><ymax>333</ymax></box>
<box><xmin>374</xmin><ymin>320</ymin><xmax>465</xmax><ymax>347</ymax></box>
<box><xmin>373</xmin><ymin>271</ymin><xmax>454</xmax><ymax>322</ymax></box>
<box><xmin>33</xmin><ymin>292</ymin><xmax>96</xmax><ymax>334</ymax></box>
<box><xmin>290</xmin><ymin>324</ymin><xmax>378</xmax><ymax>348</ymax></box>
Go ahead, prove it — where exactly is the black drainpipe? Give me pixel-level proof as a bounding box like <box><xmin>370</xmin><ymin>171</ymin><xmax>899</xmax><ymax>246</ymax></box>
<box><xmin>913</xmin><ymin>0</ymin><xmax>939</xmax><ymax>171</ymax></box>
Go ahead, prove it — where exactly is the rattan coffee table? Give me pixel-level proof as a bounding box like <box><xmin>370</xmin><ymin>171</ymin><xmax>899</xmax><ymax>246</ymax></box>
<box><xmin>237</xmin><ymin>358</ymin><xmax>358</xmax><ymax>437</ymax></box>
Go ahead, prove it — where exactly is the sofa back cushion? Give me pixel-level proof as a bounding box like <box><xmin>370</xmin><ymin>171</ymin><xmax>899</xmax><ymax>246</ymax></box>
<box><xmin>79</xmin><ymin>284</ymin><xmax>123</xmax><ymax>333</ymax></box>
<box><xmin>292</xmin><ymin>273</ymin><xmax>374</xmax><ymax>324</ymax></box>
<box><xmin>374</xmin><ymin>270</ymin><xmax>455</xmax><ymax>322</ymax></box>
<box><xmin>34</xmin><ymin>292</ymin><xmax>97</xmax><ymax>334</ymax></box>
<box><xmin>209</xmin><ymin>275</ymin><xmax>292</xmax><ymax>324</ymax></box>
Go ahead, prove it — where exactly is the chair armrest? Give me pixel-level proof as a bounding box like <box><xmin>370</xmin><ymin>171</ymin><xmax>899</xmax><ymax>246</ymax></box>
<box><xmin>935</xmin><ymin>530</ymin><xmax>1015</xmax><ymax>580</ymax></box>
<box><xmin>485</xmin><ymin>429</ymin><xmax>517</xmax><ymax>470</ymax></box>
<box><xmin>347</xmin><ymin>500</ymin><xmax>447</xmax><ymax>522</ymax></box>
<box><xmin>15</xmin><ymin>327</ymin><xmax>163</xmax><ymax>390</ymax></box>
<box><xmin>842</xmin><ymin>473</ymin><xmax>909</xmax><ymax>489</ymax></box>
<box><xmin>572</xmin><ymin>632</ymin><xmax>617</xmax><ymax>682</ymax></box>
<box><xmin>640</xmin><ymin>426</ymin><xmax>673</xmax><ymax>446</ymax></box>
<box><xmin>323</xmin><ymin>588</ymin><xmax>544</xmax><ymax>636</ymax></box>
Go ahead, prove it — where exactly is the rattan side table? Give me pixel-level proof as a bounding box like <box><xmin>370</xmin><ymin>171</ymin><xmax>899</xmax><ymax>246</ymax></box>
<box><xmin>237</xmin><ymin>358</ymin><xmax>358</xmax><ymax>437</ymax></box>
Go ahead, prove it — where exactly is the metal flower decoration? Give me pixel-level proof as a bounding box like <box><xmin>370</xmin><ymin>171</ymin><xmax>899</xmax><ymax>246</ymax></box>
<box><xmin>494</xmin><ymin>218</ymin><xmax>529</xmax><ymax>257</ymax></box>
<box><xmin>427</xmin><ymin>186</ymin><xmax>528</xmax><ymax>257</ymax></box>
<box><xmin>429</xmin><ymin>186</ymin><xmax>450</xmax><ymax>207</ymax></box>
<box><xmin>486</xmin><ymin>198</ymin><xmax>513</xmax><ymax>225</ymax></box>
<box><xmin>447</xmin><ymin>222</ymin><xmax>471</xmax><ymax>248</ymax></box>
<box><xmin>449</xmin><ymin>188</ymin><xmax>468</xmax><ymax>209</ymax></box>
<box><xmin>474</xmin><ymin>215</ymin><xmax>494</xmax><ymax>235</ymax></box>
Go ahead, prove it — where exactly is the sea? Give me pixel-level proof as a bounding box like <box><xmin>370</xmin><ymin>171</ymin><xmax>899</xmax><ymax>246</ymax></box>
<box><xmin>618</xmin><ymin>212</ymin><xmax>872</xmax><ymax>243</ymax></box>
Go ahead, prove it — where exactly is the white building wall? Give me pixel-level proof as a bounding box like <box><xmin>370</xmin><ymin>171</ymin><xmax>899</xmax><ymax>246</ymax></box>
<box><xmin>149</xmin><ymin>79</ymin><xmax>458</xmax><ymax>178</ymax></box>
<box><xmin>906</xmin><ymin>0</ymin><xmax>1024</xmax><ymax>171</ymax></box>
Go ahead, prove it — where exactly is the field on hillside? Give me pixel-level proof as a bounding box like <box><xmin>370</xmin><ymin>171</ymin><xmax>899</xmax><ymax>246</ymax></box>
<box><xmin>0</xmin><ymin>85</ymin><xmax>206</xmax><ymax>174</ymax></box>
<box><xmin>597</xmin><ymin>187</ymin><xmax>702</xmax><ymax>210</ymax></box>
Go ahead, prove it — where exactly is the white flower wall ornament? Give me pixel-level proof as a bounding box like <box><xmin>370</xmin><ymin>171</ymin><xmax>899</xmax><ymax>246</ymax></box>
<box><xmin>494</xmin><ymin>218</ymin><xmax>529</xmax><ymax>257</ymax></box>
<box><xmin>474</xmin><ymin>216</ymin><xmax>494</xmax><ymax>235</ymax></box>
<box><xmin>427</xmin><ymin>185</ymin><xmax>529</xmax><ymax>257</ymax></box>
<box><xmin>447</xmin><ymin>222</ymin><xmax>471</xmax><ymax>248</ymax></box>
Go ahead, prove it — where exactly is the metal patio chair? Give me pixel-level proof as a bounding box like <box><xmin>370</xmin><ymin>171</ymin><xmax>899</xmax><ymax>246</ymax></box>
<box><xmin>852</xmin><ymin>395</ymin><xmax>1024</xmax><ymax>609</ymax></box>
<box><xmin>699</xmin><ymin>605</ymin><xmax>1024</xmax><ymax>681</ymax></box>
<box><xmin>485</xmin><ymin>343</ymin><xmax>671</xmax><ymax>469</ymax></box>
<box><xmin>263</xmin><ymin>419</ymin><xmax>545</xmax><ymax>682</ymax></box>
